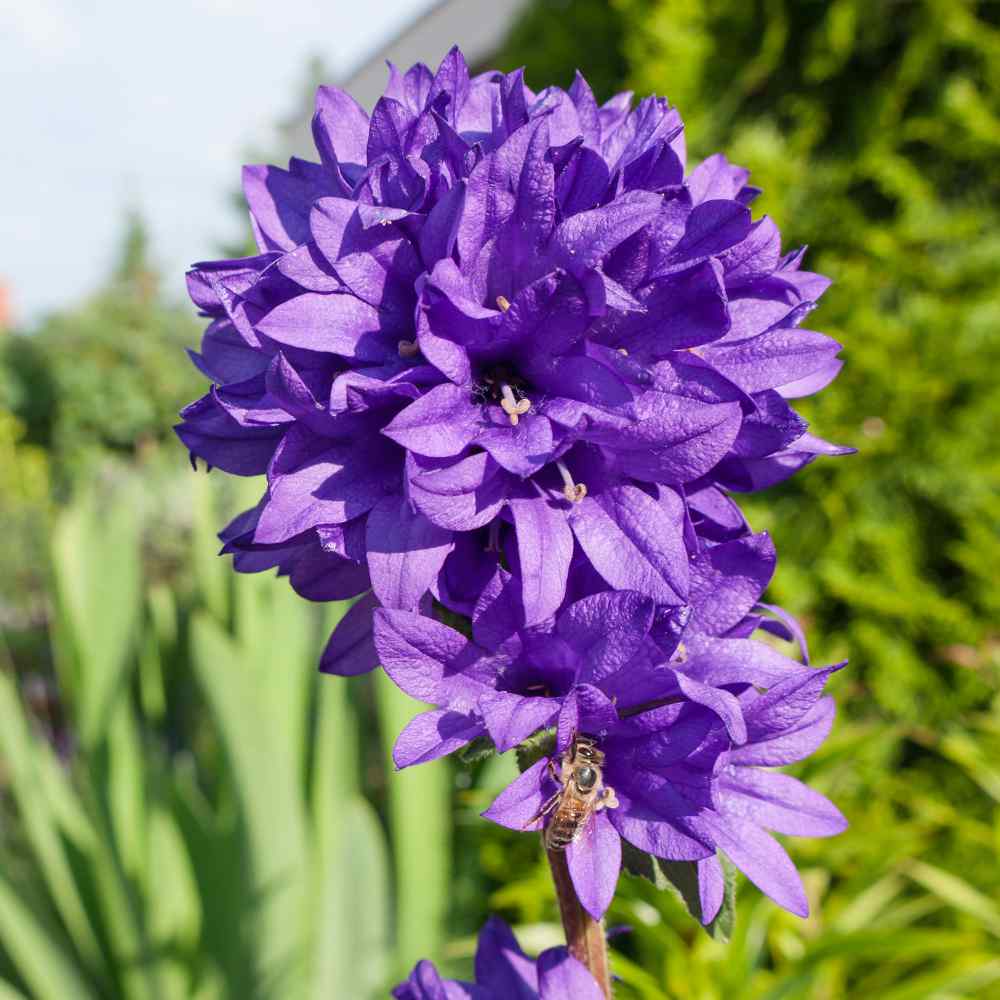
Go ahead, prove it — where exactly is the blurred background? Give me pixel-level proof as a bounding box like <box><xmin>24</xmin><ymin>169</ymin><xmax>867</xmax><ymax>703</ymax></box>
<box><xmin>2</xmin><ymin>0</ymin><xmax>999</xmax><ymax>997</ymax></box>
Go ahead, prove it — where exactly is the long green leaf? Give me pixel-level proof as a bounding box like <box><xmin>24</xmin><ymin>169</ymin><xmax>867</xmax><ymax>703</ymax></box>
<box><xmin>50</xmin><ymin>487</ymin><xmax>141</xmax><ymax>747</ymax></box>
<box><xmin>190</xmin><ymin>611</ymin><xmax>309</xmax><ymax>997</ymax></box>
<box><xmin>375</xmin><ymin>672</ymin><xmax>451</xmax><ymax>978</ymax></box>
<box><xmin>0</xmin><ymin>669</ymin><xmax>102</xmax><ymax>969</ymax></box>
<box><xmin>0</xmin><ymin>877</ymin><xmax>96</xmax><ymax>1000</ymax></box>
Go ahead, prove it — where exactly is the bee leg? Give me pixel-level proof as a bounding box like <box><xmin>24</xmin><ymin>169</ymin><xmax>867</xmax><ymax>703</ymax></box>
<box><xmin>596</xmin><ymin>785</ymin><xmax>619</xmax><ymax>812</ymax></box>
<box><xmin>523</xmin><ymin>791</ymin><xmax>561</xmax><ymax>829</ymax></box>
<box><xmin>547</xmin><ymin>758</ymin><xmax>561</xmax><ymax>782</ymax></box>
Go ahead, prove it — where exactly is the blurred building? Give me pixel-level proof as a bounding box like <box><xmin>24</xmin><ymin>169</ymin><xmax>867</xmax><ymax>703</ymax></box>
<box><xmin>340</xmin><ymin>0</ymin><xmax>531</xmax><ymax>107</ymax></box>
<box><xmin>279</xmin><ymin>0</ymin><xmax>529</xmax><ymax>158</ymax></box>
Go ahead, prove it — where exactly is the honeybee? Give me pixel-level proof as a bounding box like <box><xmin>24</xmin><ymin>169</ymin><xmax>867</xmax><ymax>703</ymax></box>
<box><xmin>528</xmin><ymin>734</ymin><xmax>619</xmax><ymax>850</ymax></box>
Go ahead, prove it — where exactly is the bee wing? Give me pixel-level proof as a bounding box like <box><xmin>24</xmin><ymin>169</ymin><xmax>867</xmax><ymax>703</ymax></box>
<box><xmin>523</xmin><ymin>790</ymin><xmax>562</xmax><ymax>829</ymax></box>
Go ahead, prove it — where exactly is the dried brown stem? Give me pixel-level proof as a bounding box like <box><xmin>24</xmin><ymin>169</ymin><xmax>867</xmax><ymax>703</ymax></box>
<box><xmin>545</xmin><ymin>843</ymin><xmax>613</xmax><ymax>999</ymax></box>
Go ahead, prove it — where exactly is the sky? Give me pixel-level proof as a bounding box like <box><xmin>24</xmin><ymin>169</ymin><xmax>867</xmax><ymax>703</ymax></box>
<box><xmin>0</xmin><ymin>0</ymin><xmax>435</xmax><ymax>324</ymax></box>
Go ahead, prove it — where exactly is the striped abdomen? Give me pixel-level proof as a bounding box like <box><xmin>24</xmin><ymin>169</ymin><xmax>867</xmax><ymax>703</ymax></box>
<box><xmin>545</xmin><ymin>795</ymin><xmax>595</xmax><ymax>851</ymax></box>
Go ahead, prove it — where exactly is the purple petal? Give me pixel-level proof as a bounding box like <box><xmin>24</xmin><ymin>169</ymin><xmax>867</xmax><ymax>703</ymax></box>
<box><xmin>687</xmin><ymin>533</ymin><xmax>776</xmax><ymax>638</ymax></box>
<box><xmin>312</xmin><ymin>85</ymin><xmax>369</xmax><ymax>168</ymax></box>
<box><xmin>697</xmin><ymin>855</ymin><xmax>725</xmax><ymax>924</ymax></box>
<box><xmin>366</xmin><ymin>497</ymin><xmax>454</xmax><ymax>610</ymax></box>
<box><xmin>565</xmin><ymin>811</ymin><xmax>622</xmax><ymax>920</ymax></box>
<box><xmin>537</xmin><ymin>948</ymin><xmax>604</xmax><ymax>1000</ymax></box>
<box><xmin>719</xmin><ymin>768</ymin><xmax>848</xmax><ymax>838</ymax></box>
<box><xmin>393</xmin><ymin>708</ymin><xmax>485</xmax><ymax>768</ymax></box>
<box><xmin>392</xmin><ymin>959</ymin><xmax>448</xmax><ymax>1000</ymax></box>
<box><xmin>473</xmin><ymin>916</ymin><xmax>538</xmax><ymax>999</ymax></box>
<box><xmin>255</xmin><ymin>431</ymin><xmax>396</xmax><ymax>543</ymax></box>
<box><xmin>510</xmin><ymin>497</ymin><xmax>573</xmax><ymax>625</ymax></box>
<box><xmin>776</xmin><ymin>358</ymin><xmax>843</xmax><ymax>398</ymax></box>
<box><xmin>705</xmin><ymin>327</ymin><xmax>842</xmax><ymax>395</ymax></box>
<box><xmin>256</xmin><ymin>292</ymin><xmax>392</xmax><ymax>360</ymax></box>
<box><xmin>556</xmin><ymin>591</ymin><xmax>655</xmax><ymax>684</ymax></box>
<box><xmin>611</xmin><ymin>260</ymin><xmax>729</xmax><ymax>355</ymax></box>
<box><xmin>551</xmin><ymin>190</ymin><xmax>663</xmax><ymax>274</ymax></box>
<box><xmin>718</xmin><ymin>217</ymin><xmax>781</xmax><ymax>288</ymax></box>
<box><xmin>730</xmin><ymin>697</ymin><xmax>835</xmax><ymax>766</ymax></box>
<box><xmin>746</xmin><ymin>664</ymin><xmax>845</xmax><ymax>742</ymax></box>
<box><xmin>383</xmin><ymin>383</ymin><xmax>481</xmax><ymax>458</ymax></box>
<box><xmin>605</xmin><ymin>773</ymin><xmax>714</xmax><ymax>861</ymax></box>
<box><xmin>477</xmin><ymin>691</ymin><xmax>560</xmax><ymax>753</ymax></box>
<box><xmin>175</xmin><ymin>395</ymin><xmax>284</xmax><ymax>476</ymax></box>
<box><xmin>606</xmin><ymin>393</ymin><xmax>743</xmax><ymax>485</ymax></box>
<box><xmin>320</xmin><ymin>592</ymin><xmax>379</xmax><ymax>676</ymax></box>
<box><xmin>569</xmin><ymin>485</ymin><xmax>688</xmax><ymax>604</ymax></box>
<box><xmin>410</xmin><ymin>452</ymin><xmax>509</xmax><ymax>531</ymax></box>
<box><xmin>286</xmin><ymin>540</ymin><xmax>370</xmax><ymax>602</ymax></box>
<box><xmin>687</xmin><ymin>154</ymin><xmax>752</xmax><ymax>204</ymax></box>
<box><xmin>472</xmin><ymin>569</ymin><xmax>525</xmax><ymax>651</ymax></box>
<box><xmin>673</xmin><ymin>673</ymin><xmax>747</xmax><ymax>745</ymax></box>
<box><xmin>681</xmin><ymin>638</ymin><xmax>803</xmax><ymax>688</ymax></box>
<box><xmin>556</xmin><ymin>685</ymin><xmax>619</xmax><ymax>752</ymax></box>
<box><xmin>482</xmin><ymin>758</ymin><xmax>555</xmax><ymax>832</ymax></box>
<box><xmin>372</xmin><ymin>608</ymin><xmax>476</xmax><ymax>703</ymax></box>
<box><xmin>756</xmin><ymin>602</ymin><xmax>810</xmax><ymax>664</ymax></box>
<box><xmin>699</xmin><ymin>813</ymin><xmax>809</xmax><ymax>917</ymax></box>
<box><xmin>478</xmin><ymin>413</ymin><xmax>556</xmax><ymax>477</ymax></box>
<box><xmin>669</xmin><ymin>199</ymin><xmax>750</xmax><ymax>265</ymax></box>
<box><xmin>242</xmin><ymin>162</ymin><xmax>341</xmax><ymax>252</ymax></box>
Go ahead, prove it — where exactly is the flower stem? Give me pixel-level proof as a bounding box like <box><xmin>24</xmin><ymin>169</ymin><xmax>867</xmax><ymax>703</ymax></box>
<box><xmin>545</xmin><ymin>843</ymin><xmax>613</xmax><ymax>998</ymax></box>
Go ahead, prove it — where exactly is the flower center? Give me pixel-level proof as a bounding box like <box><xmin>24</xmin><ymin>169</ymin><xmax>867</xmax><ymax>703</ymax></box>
<box><xmin>473</xmin><ymin>364</ymin><xmax>532</xmax><ymax>426</ymax></box>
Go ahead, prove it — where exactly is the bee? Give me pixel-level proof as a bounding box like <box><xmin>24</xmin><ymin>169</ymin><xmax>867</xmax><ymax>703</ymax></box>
<box><xmin>527</xmin><ymin>734</ymin><xmax>619</xmax><ymax>850</ymax></box>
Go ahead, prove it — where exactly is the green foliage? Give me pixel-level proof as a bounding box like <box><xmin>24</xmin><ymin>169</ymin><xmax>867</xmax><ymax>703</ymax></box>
<box><xmin>621</xmin><ymin>844</ymin><xmax>737</xmax><ymax>943</ymax></box>
<box><xmin>0</xmin><ymin>211</ymin><xmax>202</xmax><ymax>490</ymax></box>
<box><xmin>1</xmin><ymin>2</ymin><xmax>998</xmax><ymax>995</ymax></box>
<box><xmin>0</xmin><ymin>476</ymin><xmax>452</xmax><ymax>998</ymax></box>
<box><xmin>484</xmin><ymin>0</ymin><xmax>628</xmax><ymax>100</ymax></box>
<box><xmin>487</xmin><ymin>0</ymin><xmax>1000</xmax><ymax>995</ymax></box>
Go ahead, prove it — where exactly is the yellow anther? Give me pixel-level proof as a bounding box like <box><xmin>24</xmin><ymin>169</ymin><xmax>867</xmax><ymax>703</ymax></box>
<box><xmin>556</xmin><ymin>460</ymin><xmax>587</xmax><ymax>504</ymax></box>
<box><xmin>499</xmin><ymin>383</ymin><xmax>530</xmax><ymax>426</ymax></box>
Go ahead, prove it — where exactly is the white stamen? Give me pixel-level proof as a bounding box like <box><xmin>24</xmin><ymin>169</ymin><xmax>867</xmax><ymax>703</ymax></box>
<box><xmin>499</xmin><ymin>383</ymin><xmax>530</xmax><ymax>426</ymax></box>
<box><xmin>617</xmin><ymin>347</ymin><xmax>629</xmax><ymax>356</ymax></box>
<box><xmin>496</xmin><ymin>295</ymin><xmax>511</xmax><ymax>312</ymax></box>
<box><xmin>398</xmin><ymin>339</ymin><xmax>420</xmax><ymax>358</ymax></box>
<box><xmin>556</xmin><ymin>460</ymin><xmax>587</xmax><ymax>503</ymax></box>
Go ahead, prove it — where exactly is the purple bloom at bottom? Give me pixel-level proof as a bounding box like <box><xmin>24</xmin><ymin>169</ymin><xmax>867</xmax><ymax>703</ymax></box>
<box><xmin>372</xmin><ymin>532</ymin><xmax>847</xmax><ymax>922</ymax></box>
<box><xmin>393</xmin><ymin>916</ymin><xmax>604</xmax><ymax>1000</ymax></box>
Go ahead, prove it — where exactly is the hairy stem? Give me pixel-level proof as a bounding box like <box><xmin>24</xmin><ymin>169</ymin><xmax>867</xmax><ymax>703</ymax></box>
<box><xmin>545</xmin><ymin>844</ymin><xmax>612</xmax><ymax>998</ymax></box>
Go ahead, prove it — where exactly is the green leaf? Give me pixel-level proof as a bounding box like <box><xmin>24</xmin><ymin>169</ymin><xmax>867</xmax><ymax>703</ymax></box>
<box><xmin>374</xmin><ymin>673</ymin><xmax>451</xmax><ymax>978</ymax></box>
<box><xmin>0</xmin><ymin>876</ymin><xmax>97</xmax><ymax>1000</ymax></box>
<box><xmin>458</xmin><ymin>735</ymin><xmax>497</xmax><ymax>766</ymax></box>
<box><xmin>50</xmin><ymin>485</ymin><xmax>141</xmax><ymax>747</ymax></box>
<box><xmin>515</xmin><ymin>729</ymin><xmax>556</xmax><ymax>774</ymax></box>
<box><xmin>0</xmin><ymin>669</ymin><xmax>103</xmax><ymax>969</ymax></box>
<box><xmin>620</xmin><ymin>842</ymin><xmax>736</xmax><ymax>942</ymax></box>
<box><xmin>903</xmin><ymin>859</ymin><xmax>1000</xmax><ymax>937</ymax></box>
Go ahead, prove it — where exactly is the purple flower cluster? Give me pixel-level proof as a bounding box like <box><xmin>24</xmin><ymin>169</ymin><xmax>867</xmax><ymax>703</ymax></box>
<box><xmin>374</xmin><ymin>530</ymin><xmax>846</xmax><ymax>921</ymax></box>
<box><xmin>177</xmin><ymin>47</ymin><xmax>849</xmax><ymax>927</ymax></box>
<box><xmin>393</xmin><ymin>917</ymin><xmax>603</xmax><ymax>999</ymax></box>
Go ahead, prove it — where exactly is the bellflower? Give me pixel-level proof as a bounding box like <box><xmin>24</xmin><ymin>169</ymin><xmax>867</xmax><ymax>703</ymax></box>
<box><xmin>373</xmin><ymin>530</ymin><xmax>846</xmax><ymax>920</ymax></box>
<box><xmin>176</xmin><ymin>46</ymin><xmax>849</xmax><ymax>648</ymax></box>
<box><xmin>393</xmin><ymin>916</ymin><xmax>603</xmax><ymax>1000</ymax></box>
